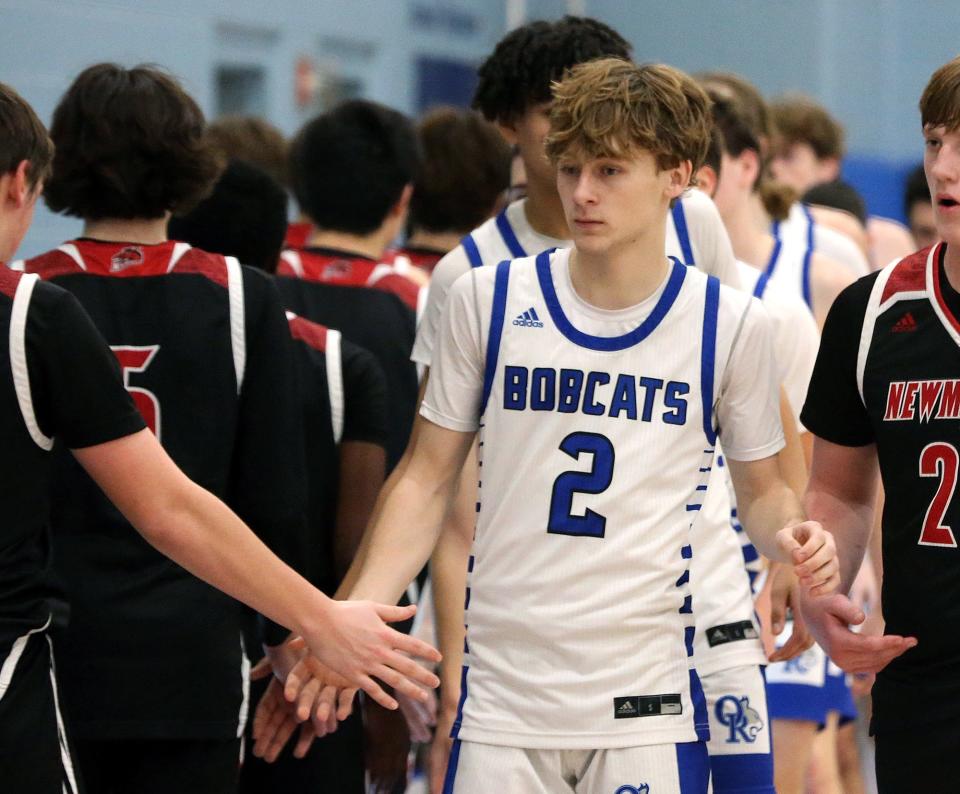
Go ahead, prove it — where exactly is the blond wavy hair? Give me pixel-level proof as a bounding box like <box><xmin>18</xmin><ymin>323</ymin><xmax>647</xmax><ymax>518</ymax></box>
<box><xmin>544</xmin><ymin>58</ymin><xmax>711</xmax><ymax>181</ymax></box>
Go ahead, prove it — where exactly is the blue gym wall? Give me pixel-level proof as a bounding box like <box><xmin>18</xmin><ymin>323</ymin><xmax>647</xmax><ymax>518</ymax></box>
<box><xmin>2</xmin><ymin>0</ymin><xmax>957</xmax><ymax>257</ymax></box>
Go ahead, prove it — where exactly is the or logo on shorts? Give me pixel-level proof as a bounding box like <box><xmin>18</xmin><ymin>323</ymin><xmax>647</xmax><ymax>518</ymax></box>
<box><xmin>615</xmin><ymin>785</ymin><xmax>650</xmax><ymax>794</ymax></box>
<box><xmin>111</xmin><ymin>246</ymin><xmax>144</xmax><ymax>272</ymax></box>
<box><xmin>783</xmin><ymin>649</ymin><xmax>814</xmax><ymax>674</ymax></box>
<box><xmin>512</xmin><ymin>306</ymin><xmax>544</xmax><ymax>328</ymax></box>
<box><xmin>715</xmin><ymin>695</ymin><xmax>764</xmax><ymax>744</ymax></box>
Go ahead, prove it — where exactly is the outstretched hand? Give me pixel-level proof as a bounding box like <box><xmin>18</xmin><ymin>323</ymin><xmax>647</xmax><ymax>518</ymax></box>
<box><xmin>776</xmin><ymin>520</ymin><xmax>840</xmax><ymax>595</ymax></box>
<box><xmin>798</xmin><ymin>591</ymin><xmax>917</xmax><ymax>674</ymax></box>
<box><xmin>301</xmin><ymin>601</ymin><xmax>441</xmax><ymax>713</ymax></box>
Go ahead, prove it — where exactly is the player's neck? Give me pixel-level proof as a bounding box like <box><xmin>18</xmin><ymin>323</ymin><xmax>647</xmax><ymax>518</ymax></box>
<box><xmin>942</xmin><ymin>239</ymin><xmax>960</xmax><ymax>289</ymax></box>
<box><xmin>522</xmin><ymin>177</ymin><xmax>570</xmax><ymax>241</ymax></box>
<box><xmin>404</xmin><ymin>229</ymin><xmax>460</xmax><ymax>255</ymax></box>
<box><xmin>569</xmin><ymin>227</ymin><xmax>669</xmax><ymax>311</ymax></box>
<box><xmin>83</xmin><ymin>217</ymin><xmax>168</xmax><ymax>245</ymax></box>
<box><xmin>307</xmin><ymin>228</ymin><xmax>388</xmax><ymax>261</ymax></box>
<box><xmin>723</xmin><ymin>194</ymin><xmax>774</xmax><ymax>269</ymax></box>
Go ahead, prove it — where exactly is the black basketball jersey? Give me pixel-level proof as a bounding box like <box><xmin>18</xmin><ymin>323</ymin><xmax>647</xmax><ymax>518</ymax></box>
<box><xmin>16</xmin><ymin>240</ymin><xmax>308</xmax><ymax>740</ymax></box>
<box><xmin>0</xmin><ymin>267</ymin><xmax>143</xmax><ymax>657</ymax></box>
<box><xmin>804</xmin><ymin>243</ymin><xmax>960</xmax><ymax>730</ymax></box>
<box><xmin>276</xmin><ymin>276</ymin><xmax>416</xmax><ymax>470</ymax></box>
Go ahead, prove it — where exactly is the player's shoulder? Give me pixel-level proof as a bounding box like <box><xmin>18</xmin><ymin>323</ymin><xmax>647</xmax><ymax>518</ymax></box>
<box><xmin>17</xmin><ymin>245</ymin><xmax>84</xmax><ymax>280</ymax></box>
<box><xmin>286</xmin><ymin>310</ymin><xmax>328</xmax><ymax>352</ymax></box>
<box><xmin>677</xmin><ymin>186</ymin><xmax>717</xmax><ymax>221</ymax></box>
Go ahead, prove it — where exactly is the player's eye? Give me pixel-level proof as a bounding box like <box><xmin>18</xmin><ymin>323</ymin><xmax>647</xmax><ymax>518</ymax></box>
<box><xmin>559</xmin><ymin>164</ymin><xmax>580</xmax><ymax>177</ymax></box>
<box><xmin>926</xmin><ymin>136</ymin><xmax>942</xmax><ymax>150</ymax></box>
<box><xmin>601</xmin><ymin>166</ymin><xmax>621</xmax><ymax>177</ymax></box>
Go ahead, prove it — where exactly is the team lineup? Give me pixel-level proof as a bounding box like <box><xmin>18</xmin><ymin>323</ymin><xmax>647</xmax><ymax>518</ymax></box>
<box><xmin>0</xmin><ymin>11</ymin><xmax>957</xmax><ymax>794</ymax></box>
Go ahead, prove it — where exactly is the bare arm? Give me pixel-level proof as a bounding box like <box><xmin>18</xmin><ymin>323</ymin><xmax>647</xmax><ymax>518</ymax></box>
<box><xmin>726</xmin><ymin>453</ymin><xmax>838</xmax><ymax>593</ymax></box>
<box><xmin>811</xmin><ymin>252</ymin><xmax>855</xmax><ymax>330</ymax></box>
<box><xmin>797</xmin><ymin>436</ymin><xmax>915</xmax><ymax>672</ymax></box>
<box><xmin>73</xmin><ymin>428</ymin><xmax>439</xmax><ymax>705</ymax></box>
<box><xmin>347</xmin><ymin>417</ymin><xmax>476</xmax><ymax>605</ymax></box>
<box><xmin>337</xmin><ymin>374</ymin><xmax>430</xmax><ymax>598</ymax></box>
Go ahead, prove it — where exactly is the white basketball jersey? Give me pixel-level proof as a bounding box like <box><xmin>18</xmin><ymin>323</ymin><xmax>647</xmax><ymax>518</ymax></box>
<box><xmin>431</xmin><ymin>249</ymin><xmax>767</xmax><ymax>750</ymax></box>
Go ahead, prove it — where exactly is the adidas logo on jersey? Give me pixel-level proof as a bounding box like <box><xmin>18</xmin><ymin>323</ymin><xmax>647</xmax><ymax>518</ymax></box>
<box><xmin>615</xmin><ymin>698</ymin><xmax>638</xmax><ymax>716</ymax></box>
<box><xmin>513</xmin><ymin>307</ymin><xmax>544</xmax><ymax>328</ymax></box>
<box><xmin>892</xmin><ymin>312</ymin><xmax>917</xmax><ymax>332</ymax></box>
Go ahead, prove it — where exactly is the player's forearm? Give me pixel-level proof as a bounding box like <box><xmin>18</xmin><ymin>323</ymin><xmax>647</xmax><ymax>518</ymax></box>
<box><xmin>803</xmin><ymin>485</ymin><xmax>873</xmax><ymax>594</ymax></box>
<box><xmin>430</xmin><ymin>471</ymin><xmax>475</xmax><ymax>715</ymax></box>
<box><xmin>738</xmin><ymin>479</ymin><xmax>807</xmax><ymax>563</ymax></box>
<box><xmin>137</xmin><ymin>475</ymin><xmax>331</xmax><ymax>642</ymax></box>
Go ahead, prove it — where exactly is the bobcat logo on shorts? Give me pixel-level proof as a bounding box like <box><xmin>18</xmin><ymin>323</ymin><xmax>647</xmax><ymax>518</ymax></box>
<box><xmin>615</xmin><ymin>785</ymin><xmax>650</xmax><ymax>794</ymax></box>
<box><xmin>715</xmin><ymin>695</ymin><xmax>764</xmax><ymax>744</ymax></box>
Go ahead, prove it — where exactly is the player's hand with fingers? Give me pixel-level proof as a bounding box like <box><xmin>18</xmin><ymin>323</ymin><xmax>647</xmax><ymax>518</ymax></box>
<box><xmin>251</xmin><ymin>677</ymin><xmax>321</xmax><ymax>763</ymax></box>
<box><xmin>798</xmin><ymin>591</ymin><xmax>917</xmax><ymax>674</ymax></box>
<box><xmin>429</xmin><ymin>706</ymin><xmax>456</xmax><ymax>794</ymax></box>
<box><xmin>302</xmin><ymin>600</ymin><xmax>442</xmax><ymax>712</ymax></box>
<box><xmin>766</xmin><ymin>562</ymin><xmax>814</xmax><ymax>662</ymax></box>
<box><xmin>776</xmin><ymin>520</ymin><xmax>840</xmax><ymax>595</ymax></box>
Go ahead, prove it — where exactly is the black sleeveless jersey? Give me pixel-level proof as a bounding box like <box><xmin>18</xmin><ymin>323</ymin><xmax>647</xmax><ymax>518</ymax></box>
<box><xmin>16</xmin><ymin>240</ymin><xmax>308</xmax><ymax>740</ymax></box>
<box><xmin>0</xmin><ymin>267</ymin><xmax>142</xmax><ymax>657</ymax></box>
<box><xmin>275</xmin><ymin>276</ymin><xmax>416</xmax><ymax>470</ymax></box>
<box><xmin>803</xmin><ymin>243</ymin><xmax>960</xmax><ymax>730</ymax></box>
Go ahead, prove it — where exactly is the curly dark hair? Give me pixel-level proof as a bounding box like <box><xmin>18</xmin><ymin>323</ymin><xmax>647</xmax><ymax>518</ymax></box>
<box><xmin>44</xmin><ymin>63</ymin><xmax>224</xmax><ymax>221</ymax></box>
<box><xmin>290</xmin><ymin>99</ymin><xmax>419</xmax><ymax>236</ymax></box>
<box><xmin>472</xmin><ymin>16</ymin><xmax>631</xmax><ymax>124</ymax></box>
<box><xmin>409</xmin><ymin>107</ymin><xmax>511</xmax><ymax>235</ymax></box>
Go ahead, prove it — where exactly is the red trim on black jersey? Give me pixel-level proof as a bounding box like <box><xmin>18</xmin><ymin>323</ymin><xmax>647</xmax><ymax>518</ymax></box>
<box><xmin>278</xmin><ymin>248</ymin><xmax>420</xmax><ymax>311</ymax></box>
<box><xmin>881</xmin><ymin>245</ymin><xmax>931</xmax><ymax>304</ymax></box>
<box><xmin>931</xmin><ymin>243</ymin><xmax>960</xmax><ymax>336</ymax></box>
<box><xmin>287</xmin><ymin>313</ymin><xmax>328</xmax><ymax>352</ymax></box>
<box><xmin>0</xmin><ymin>264</ymin><xmax>23</xmax><ymax>298</ymax></box>
<box><xmin>285</xmin><ymin>222</ymin><xmax>313</xmax><ymax>250</ymax></box>
<box><xmin>25</xmin><ymin>240</ymin><xmax>229</xmax><ymax>288</ymax></box>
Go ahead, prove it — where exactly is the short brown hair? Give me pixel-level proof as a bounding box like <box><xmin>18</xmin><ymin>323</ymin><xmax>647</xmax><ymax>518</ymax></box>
<box><xmin>409</xmin><ymin>107</ymin><xmax>511</xmax><ymax>235</ymax></box>
<box><xmin>44</xmin><ymin>63</ymin><xmax>223</xmax><ymax>221</ymax></box>
<box><xmin>770</xmin><ymin>94</ymin><xmax>844</xmax><ymax>160</ymax></box>
<box><xmin>545</xmin><ymin>59</ymin><xmax>711</xmax><ymax>177</ymax></box>
<box><xmin>0</xmin><ymin>82</ymin><xmax>53</xmax><ymax>190</ymax></box>
<box><xmin>206</xmin><ymin>116</ymin><xmax>289</xmax><ymax>188</ymax></box>
<box><xmin>920</xmin><ymin>56</ymin><xmax>960</xmax><ymax>132</ymax></box>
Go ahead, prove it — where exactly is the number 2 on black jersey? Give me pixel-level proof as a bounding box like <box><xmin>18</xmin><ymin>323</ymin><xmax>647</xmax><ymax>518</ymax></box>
<box><xmin>548</xmin><ymin>432</ymin><xmax>615</xmax><ymax>538</ymax></box>
<box><xmin>919</xmin><ymin>442</ymin><xmax>959</xmax><ymax>547</ymax></box>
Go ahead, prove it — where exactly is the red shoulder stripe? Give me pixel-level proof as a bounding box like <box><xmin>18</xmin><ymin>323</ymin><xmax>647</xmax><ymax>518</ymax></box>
<box><xmin>170</xmin><ymin>248</ymin><xmax>229</xmax><ymax>288</ymax></box>
<box><xmin>373</xmin><ymin>273</ymin><xmax>420</xmax><ymax>311</ymax></box>
<box><xmin>287</xmin><ymin>314</ymin><xmax>328</xmax><ymax>352</ymax></box>
<box><xmin>881</xmin><ymin>245</ymin><xmax>931</xmax><ymax>303</ymax></box>
<box><xmin>0</xmin><ymin>265</ymin><xmax>23</xmax><ymax>299</ymax></box>
<box><xmin>23</xmin><ymin>249</ymin><xmax>85</xmax><ymax>281</ymax></box>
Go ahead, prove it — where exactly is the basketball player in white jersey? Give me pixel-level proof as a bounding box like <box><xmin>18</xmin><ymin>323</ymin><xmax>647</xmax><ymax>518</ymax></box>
<box><xmin>329</xmin><ymin>59</ymin><xmax>839</xmax><ymax>794</ymax></box>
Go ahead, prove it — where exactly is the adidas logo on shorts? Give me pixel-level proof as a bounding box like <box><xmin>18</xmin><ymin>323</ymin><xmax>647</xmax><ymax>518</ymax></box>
<box><xmin>513</xmin><ymin>307</ymin><xmax>544</xmax><ymax>328</ymax></box>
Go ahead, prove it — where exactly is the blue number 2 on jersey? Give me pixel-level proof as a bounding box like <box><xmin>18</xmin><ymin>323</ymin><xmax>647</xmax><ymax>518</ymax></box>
<box><xmin>547</xmin><ymin>432</ymin><xmax>615</xmax><ymax>538</ymax></box>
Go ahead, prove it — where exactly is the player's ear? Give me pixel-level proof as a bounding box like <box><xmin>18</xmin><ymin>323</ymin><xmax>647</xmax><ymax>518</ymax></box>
<box><xmin>696</xmin><ymin>165</ymin><xmax>718</xmax><ymax>199</ymax></box>
<box><xmin>5</xmin><ymin>160</ymin><xmax>31</xmax><ymax>208</ymax></box>
<box><xmin>665</xmin><ymin>160</ymin><xmax>692</xmax><ymax>201</ymax></box>
<box><xmin>496</xmin><ymin>120</ymin><xmax>520</xmax><ymax>147</ymax></box>
<box><xmin>740</xmin><ymin>149</ymin><xmax>761</xmax><ymax>189</ymax></box>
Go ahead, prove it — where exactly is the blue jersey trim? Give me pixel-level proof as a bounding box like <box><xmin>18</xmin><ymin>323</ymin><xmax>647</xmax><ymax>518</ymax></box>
<box><xmin>672</xmin><ymin>201</ymin><xmax>696</xmax><ymax>265</ymax></box>
<box><xmin>495</xmin><ymin>208</ymin><xmax>526</xmax><ymax>258</ymax></box>
<box><xmin>752</xmin><ymin>238</ymin><xmax>782</xmax><ymax>299</ymax></box>
<box><xmin>480</xmin><ymin>260</ymin><xmax>511</xmax><ymax>415</ymax></box>
<box><xmin>700</xmin><ymin>276</ymin><xmax>720</xmax><ymax>445</ymax></box>
<box><xmin>450</xmin><ymin>665</ymin><xmax>470</xmax><ymax>740</ymax></box>
<box><xmin>676</xmin><ymin>739</ymin><xmax>710</xmax><ymax>794</ymax></box>
<box><xmin>536</xmin><ymin>251</ymin><xmax>687</xmax><ymax>351</ymax></box>
<box><xmin>461</xmin><ymin>233</ymin><xmax>483</xmax><ymax>268</ymax></box>
<box><xmin>801</xmin><ymin>204</ymin><xmax>815</xmax><ymax>309</ymax></box>
<box><xmin>441</xmin><ymin>739</ymin><xmax>463</xmax><ymax>794</ymax></box>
